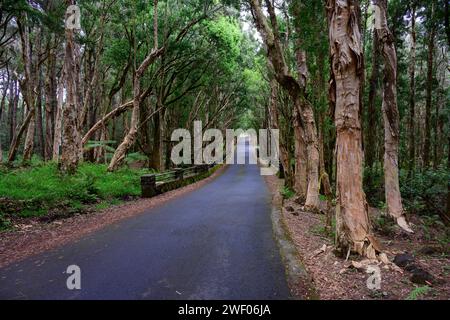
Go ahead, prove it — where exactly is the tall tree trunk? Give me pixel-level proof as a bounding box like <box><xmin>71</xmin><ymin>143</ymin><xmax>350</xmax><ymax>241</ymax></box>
<box><xmin>268</xmin><ymin>78</ymin><xmax>293</xmax><ymax>186</ymax></box>
<box><xmin>8</xmin><ymin>80</ymin><xmax>18</xmax><ymax>146</ymax></box>
<box><xmin>45</xmin><ymin>42</ymin><xmax>57</xmax><ymax>160</ymax></box>
<box><xmin>366</xmin><ymin>30</ymin><xmax>379</xmax><ymax>171</ymax></box>
<box><xmin>108</xmin><ymin>45</ymin><xmax>165</xmax><ymax>171</ymax></box>
<box><xmin>293</xmin><ymin>110</ymin><xmax>308</xmax><ymax>198</ymax></box>
<box><xmin>108</xmin><ymin>54</ymin><xmax>162</xmax><ymax>172</ymax></box>
<box><xmin>8</xmin><ymin>34</ymin><xmax>35</xmax><ymax>165</ymax></box>
<box><xmin>374</xmin><ymin>0</ymin><xmax>413</xmax><ymax>233</ymax></box>
<box><xmin>8</xmin><ymin>111</ymin><xmax>34</xmax><ymax>162</ymax></box>
<box><xmin>328</xmin><ymin>0</ymin><xmax>379</xmax><ymax>258</ymax></box>
<box><xmin>408</xmin><ymin>5</ymin><xmax>416</xmax><ymax>175</ymax></box>
<box><xmin>446</xmin><ymin>134</ymin><xmax>450</xmax><ymax>225</ymax></box>
<box><xmin>150</xmin><ymin>103</ymin><xmax>166</xmax><ymax>171</ymax></box>
<box><xmin>293</xmin><ymin>23</ymin><xmax>310</xmax><ymax>200</ymax></box>
<box><xmin>36</xmin><ymin>78</ymin><xmax>45</xmax><ymax>159</ymax></box>
<box><xmin>423</xmin><ymin>3</ymin><xmax>436</xmax><ymax>168</ymax></box>
<box><xmin>249</xmin><ymin>0</ymin><xmax>320</xmax><ymax>211</ymax></box>
<box><xmin>60</xmin><ymin>0</ymin><xmax>81</xmax><ymax>174</ymax></box>
<box><xmin>53</xmin><ymin>77</ymin><xmax>64</xmax><ymax>161</ymax></box>
<box><xmin>19</xmin><ymin>15</ymin><xmax>37</xmax><ymax>163</ymax></box>
<box><xmin>0</xmin><ymin>74</ymin><xmax>7</xmax><ymax>163</ymax></box>
<box><xmin>435</xmin><ymin>69</ymin><xmax>445</xmax><ymax>166</ymax></box>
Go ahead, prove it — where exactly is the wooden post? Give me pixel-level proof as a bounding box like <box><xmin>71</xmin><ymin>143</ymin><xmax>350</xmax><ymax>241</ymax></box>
<box><xmin>141</xmin><ymin>174</ymin><xmax>156</xmax><ymax>198</ymax></box>
<box><xmin>174</xmin><ymin>168</ymin><xmax>184</xmax><ymax>180</ymax></box>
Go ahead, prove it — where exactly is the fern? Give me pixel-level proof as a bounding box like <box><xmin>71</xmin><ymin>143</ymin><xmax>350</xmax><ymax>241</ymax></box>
<box><xmin>84</xmin><ymin>140</ymin><xmax>117</xmax><ymax>151</ymax></box>
<box><xmin>407</xmin><ymin>286</ymin><xmax>431</xmax><ymax>300</ymax></box>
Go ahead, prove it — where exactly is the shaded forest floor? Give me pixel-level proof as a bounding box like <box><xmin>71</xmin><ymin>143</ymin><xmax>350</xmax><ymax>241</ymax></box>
<box><xmin>265</xmin><ymin>175</ymin><xmax>450</xmax><ymax>300</ymax></box>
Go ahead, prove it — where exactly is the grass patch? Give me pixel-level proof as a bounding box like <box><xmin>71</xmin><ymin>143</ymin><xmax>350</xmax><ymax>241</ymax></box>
<box><xmin>0</xmin><ymin>162</ymin><xmax>154</xmax><ymax>226</ymax></box>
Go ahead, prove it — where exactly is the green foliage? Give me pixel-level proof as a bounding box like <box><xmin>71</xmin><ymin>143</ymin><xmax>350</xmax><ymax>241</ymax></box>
<box><xmin>203</xmin><ymin>16</ymin><xmax>242</xmax><ymax>74</ymax></box>
<box><xmin>406</xmin><ymin>286</ymin><xmax>432</xmax><ymax>300</ymax></box>
<box><xmin>0</xmin><ymin>214</ymin><xmax>12</xmax><ymax>231</ymax></box>
<box><xmin>400</xmin><ymin>166</ymin><xmax>449</xmax><ymax>216</ymax></box>
<box><xmin>0</xmin><ymin>162</ymin><xmax>152</xmax><ymax>222</ymax></box>
<box><xmin>280</xmin><ymin>186</ymin><xmax>295</xmax><ymax>200</ymax></box>
<box><xmin>364</xmin><ymin>164</ymin><xmax>449</xmax><ymax>219</ymax></box>
<box><xmin>364</xmin><ymin>164</ymin><xmax>385</xmax><ymax>207</ymax></box>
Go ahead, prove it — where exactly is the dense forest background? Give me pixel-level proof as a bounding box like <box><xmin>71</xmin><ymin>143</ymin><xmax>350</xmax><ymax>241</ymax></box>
<box><xmin>0</xmin><ymin>0</ymin><xmax>448</xmax><ymax>257</ymax></box>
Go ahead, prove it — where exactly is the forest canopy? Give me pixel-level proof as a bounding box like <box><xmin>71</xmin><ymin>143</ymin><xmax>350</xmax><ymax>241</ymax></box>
<box><xmin>0</xmin><ymin>0</ymin><xmax>449</xmax><ymax>258</ymax></box>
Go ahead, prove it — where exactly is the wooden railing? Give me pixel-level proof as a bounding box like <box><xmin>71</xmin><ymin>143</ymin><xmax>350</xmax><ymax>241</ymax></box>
<box><xmin>141</xmin><ymin>164</ymin><xmax>215</xmax><ymax>198</ymax></box>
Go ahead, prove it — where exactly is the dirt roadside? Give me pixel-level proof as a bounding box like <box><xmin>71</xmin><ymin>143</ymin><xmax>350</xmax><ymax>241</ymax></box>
<box><xmin>264</xmin><ymin>174</ymin><xmax>450</xmax><ymax>300</ymax></box>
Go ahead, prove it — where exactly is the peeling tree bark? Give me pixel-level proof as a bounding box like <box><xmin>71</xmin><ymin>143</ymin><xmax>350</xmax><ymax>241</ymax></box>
<box><xmin>328</xmin><ymin>0</ymin><xmax>379</xmax><ymax>258</ymax></box>
<box><xmin>374</xmin><ymin>0</ymin><xmax>413</xmax><ymax>233</ymax></box>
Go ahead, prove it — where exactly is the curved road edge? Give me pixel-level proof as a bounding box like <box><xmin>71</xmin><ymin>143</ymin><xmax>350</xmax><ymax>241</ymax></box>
<box><xmin>265</xmin><ymin>176</ymin><xmax>319</xmax><ymax>300</ymax></box>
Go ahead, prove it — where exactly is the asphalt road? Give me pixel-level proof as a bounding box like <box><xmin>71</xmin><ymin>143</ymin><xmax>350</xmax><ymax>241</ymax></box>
<box><xmin>0</xmin><ymin>141</ymin><xmax>290</xmax><ymax>300</ymax></box>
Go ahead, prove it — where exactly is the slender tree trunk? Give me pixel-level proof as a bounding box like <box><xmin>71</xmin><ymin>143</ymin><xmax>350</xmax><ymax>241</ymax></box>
<box><xmin>423</xmin><ymin>4</ymin><xmax>436</xmax><ymax>168</ymax></box>
<box><xmin>22</xmin><ymin>111</ymin><xmax>36</xmax><ymax>161</ymax></box>
<box><xmin>108</xmin><ymin>47</ymin><xmax>165</xmax><ymax>171</ymax></box>
<box><xmin>0</xmin><ymin>75</ymin><xmax>7</xmax><ymax>162</ymax></box>
<box><xmin>446</xmin><ymin>135</ymin><xmax>450</xmax><ymax>225</ymax></box>
<box><xmin>19</xmin><ymin>15</ymin><xmax>37</xmax><ymax>163</ymax></box>
<box><xmin>366</xmin><ymin>30</ymin><xmax>379</xmax><ymax>171</ymax></box>
<box><xmin>8</xmin><ymin>111</ymin><xmax>34</xmax><ymax>162</ymax></box>
<box><xmin>328</xmin><ymin>0</ymin><xmax>379</xmax><ymax>258</ymax></box>
<box><xmin>53</xmin><ymin>78</ymin><xmax>64</xmax><ymax>161</ymax></box>
<box><xmin>293</xmin><ymin>107</ymin><xmax>308</xmax><ymax>198</ymax></box>
<box><xmin>150</xmin><ymin>106</ymin><xmax>165</xmax><ymax>171</ymax></box>
<box><xmin>8</xmin><ymin>80</ymin><xmax>18</xmax><ymax>145</ymax></box>
<box><xmin>45</xmin><ymin>43</ymin><xmax>56</xmax><ymax>161</ymax></box>
<box><xmin>374</xmin><ymin>0</ymin><xmax>413</xmax><ymax>233</ymax></box>
<box><xmin>408</xmin><ymin>5</ymin><xmax>416</xmax><ymax>175</ymax></box>
<box><xmin>436</xmin><ymin>70</ymin><xmax>445</xmax><ymax>165</ymax></box>
<box><xmin>36</xmin><ymin>78</ymin><xmax>45</xmax><ymax>159</ymax></box>
<box><xmin>60</xmin><ymin>1</ymin><xmax>81</xmax><ymax>174</ymax></box>
<box><xmin>293</xmin><ymin>26</ymin><xmax>310</xmax><ymax>200</ymax></box>
<box><xmin>249</xmin><ymin>0</ymin><xmax>320</xmax><ymax>211</ymax></box>
<box><xmin>268</xmin><ymin>78</ymin><xmax>293</xmax><ymax>186</ymax></box>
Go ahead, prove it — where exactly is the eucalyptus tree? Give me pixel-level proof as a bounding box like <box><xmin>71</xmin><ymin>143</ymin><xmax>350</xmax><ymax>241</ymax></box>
<box><xmin>373</xmin><ymin>0</ymin><xmax>413</xmax><ymax>232</ymax></box>
<box><xmin>248</xmin><ymin>0</ymin><xmax>321</xmax><ymax>212</ymax></box>
<box><xmin>327</xmin><ymin>0</ymin><xmax>379</xmax><ymax>258</ymax></box>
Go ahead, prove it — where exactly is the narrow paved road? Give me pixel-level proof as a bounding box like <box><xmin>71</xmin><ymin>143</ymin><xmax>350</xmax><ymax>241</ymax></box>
<box><xmin>0</xmin><ymin>141</ymin><xmax>289</xmax><ymax>300</ymax></box>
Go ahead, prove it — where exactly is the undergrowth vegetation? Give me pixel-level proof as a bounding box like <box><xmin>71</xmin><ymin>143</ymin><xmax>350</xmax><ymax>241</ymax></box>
<box><xmin>0</xmin><ymin>161</ymin><xmax>154</xmax><ymax>230</ymax></box>
<box><xmin>364</xmin><ymin>164</ymin><xmax>449</xmax><ymax>218</ymax></box>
